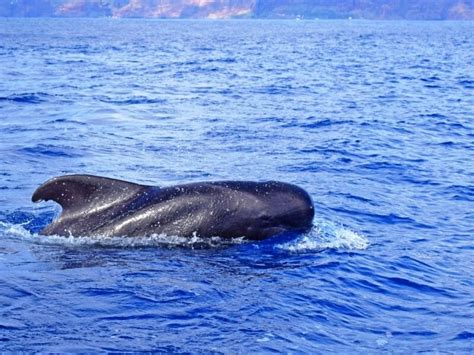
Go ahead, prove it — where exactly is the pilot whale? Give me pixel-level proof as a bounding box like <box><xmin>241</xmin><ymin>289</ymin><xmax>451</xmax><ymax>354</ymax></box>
<box><xmin>32</xmin><ymin>174</ymin><xmax>314</xmax><ymax>240</ymax></box>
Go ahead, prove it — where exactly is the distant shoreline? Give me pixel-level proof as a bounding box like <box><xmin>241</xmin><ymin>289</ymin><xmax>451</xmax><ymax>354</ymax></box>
<box><xmin>2</xmin><ymin>0</ymin><xmax>473</xmax><ymax>21</ymax></box>
<box><xmin>1</xmin><ymin>16</ymin><xmax>473</xmax><ymax>21</ymax></box>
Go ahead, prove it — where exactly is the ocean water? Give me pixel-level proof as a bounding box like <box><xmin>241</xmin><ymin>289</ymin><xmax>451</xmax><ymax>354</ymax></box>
<box><xmin>0</xmin><ymin>18</ymin><xmax>473</xmax><ymax>352</ymax></box>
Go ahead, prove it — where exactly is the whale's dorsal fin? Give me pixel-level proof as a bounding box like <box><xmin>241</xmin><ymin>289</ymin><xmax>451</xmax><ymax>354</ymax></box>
<box><xmin>32</xmin><ymin>174</ymin><xmax>146</xmax><ymax>215</ymax></box>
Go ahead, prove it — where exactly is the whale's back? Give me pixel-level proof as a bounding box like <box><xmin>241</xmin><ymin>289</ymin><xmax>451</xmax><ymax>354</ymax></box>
<box><xmin>32</xmin><ymin>175</ymin><xmax>314</xmax><ymax>239</ymax></box>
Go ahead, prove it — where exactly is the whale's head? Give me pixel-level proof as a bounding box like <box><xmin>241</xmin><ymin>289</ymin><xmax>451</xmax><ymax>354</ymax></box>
<box><xmin>228</xmin><ymin>181</ymin><xmax>315</xmax><ymax>240</ymax></box>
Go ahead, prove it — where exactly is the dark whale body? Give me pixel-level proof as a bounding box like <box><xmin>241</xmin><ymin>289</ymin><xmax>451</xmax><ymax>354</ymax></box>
<box><xmin>32</xmin><ymin>175</ymin><xmax>314</xmax><ymax>240</ymax></box>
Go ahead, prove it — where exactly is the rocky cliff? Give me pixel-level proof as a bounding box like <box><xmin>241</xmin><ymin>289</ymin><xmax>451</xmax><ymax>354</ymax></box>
<box><xmin>1</xmin><ymin>0</ymin><xmax>473</xmax><ymax>19</ymax></box>
<box><xmin>255</xmin><ymin>0</ymin><xmax>474</xmax><ymax>20</ymax></box>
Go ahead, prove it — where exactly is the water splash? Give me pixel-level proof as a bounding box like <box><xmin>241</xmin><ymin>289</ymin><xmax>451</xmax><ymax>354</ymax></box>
<box><xmin>276</xmin><ymin>219</ymin><xmax>369</xmax><ymax>252</ymax></box>
<box><xmin>1</xmin><ymin>218</ymin><xmax>368</xmax><ymax>251</ymax></box>
<box><xmin>0</xmin><ymin>221</ymin><xmax>245</xmax><ymax>249</ymax></box>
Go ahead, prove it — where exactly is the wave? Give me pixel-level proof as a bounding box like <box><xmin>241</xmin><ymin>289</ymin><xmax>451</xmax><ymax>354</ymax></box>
<box><xmin>95</xmin><ymin>95</ymin><xmax>166</xmax><ymax>105</ymax></box>
<box><xmin>0</xmin><ymin>92</ymin><xmax>51</xmax><ymax>104</ymax></box>
<box><xmin>19</xmin><ymin>144</ymin><xmax>84</xmax><ymax>158</ymax></box>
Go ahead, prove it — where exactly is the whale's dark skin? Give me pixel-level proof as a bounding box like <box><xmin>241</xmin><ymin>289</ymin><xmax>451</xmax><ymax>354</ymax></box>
<box><xmin>32</xmin><ymin>175</ymin><xmax>314</xmax><ymax>240</ymax></box>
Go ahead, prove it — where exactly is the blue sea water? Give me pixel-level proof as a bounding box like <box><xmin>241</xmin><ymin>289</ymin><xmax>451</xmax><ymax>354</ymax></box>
<box><xmin>1</xmin><ymin>18</ymin><xmax>473</xmax><ymax>352</ymax></box>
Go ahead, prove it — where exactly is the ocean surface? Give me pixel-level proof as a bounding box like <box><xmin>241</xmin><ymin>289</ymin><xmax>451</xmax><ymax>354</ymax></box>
<box><xmin>0</xmin><ymin>18</ymin><xmax>473</xmax><ymax>352</ymax></box>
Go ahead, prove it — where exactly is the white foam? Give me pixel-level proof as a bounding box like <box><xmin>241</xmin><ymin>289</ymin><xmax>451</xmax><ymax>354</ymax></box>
<box><xmin>276</xmin><ymin>219</ymin><xmax>369</xmax><ymax>252</ymax></box>
<box><xmin>0</xmin><ymin>222</ymin><xmax>245</xmax><ymax>248</ymax></box>
<box><xmin>0</xmin><ymin>219</ymin><xmax>368</xmax><ymax>251</ymax></box>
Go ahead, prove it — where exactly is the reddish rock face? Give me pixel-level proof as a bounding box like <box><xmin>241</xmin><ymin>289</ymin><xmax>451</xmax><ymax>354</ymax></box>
<box><xmin>1</xmin><ymin>0</ymin><xmax>474</xmax><ymax>20</ymax></box>
<box><xmin>110</xmin><ymin>0</ymin><xmax>256</xmax><ymax>19</ymax></box>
